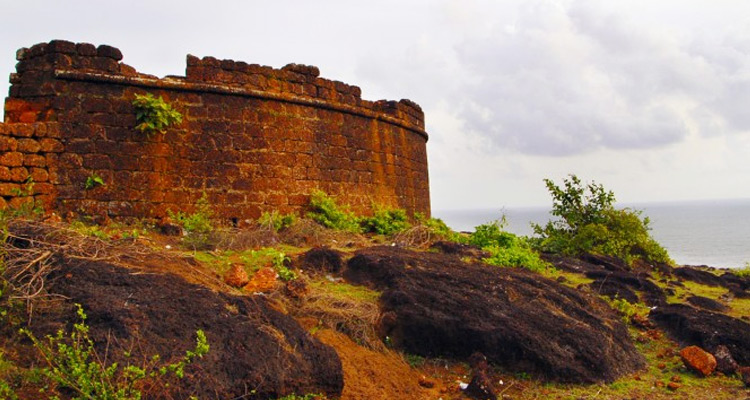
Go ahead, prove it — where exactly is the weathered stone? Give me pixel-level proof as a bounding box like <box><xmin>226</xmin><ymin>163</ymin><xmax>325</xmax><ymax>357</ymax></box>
<box><xmin>244</xmin><ymin>267</ymin><xmax>278</xmax><ymax>293</ymax></box>
<box><xmin>223</xmin><ymin>264</ymin><xmax>250</xmax><ymax>288</ymax></box>
<box><xmin>712</xmin><ymin>345</ymin><xmax>739</xmax><ymax>375</ymax></box>
<box><xmin>680</xmin><ymin>346</ymin><xmax>717</xmax><ymax>377</ymax></box>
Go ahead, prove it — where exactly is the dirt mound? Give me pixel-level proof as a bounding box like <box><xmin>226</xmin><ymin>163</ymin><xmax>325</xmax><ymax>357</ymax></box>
<box><xmin>650</xmin><ymin>304</ymin><xmax>750</xmax><ymax>365</ymax></box>
<box><xmin>315</xmin><ymin>329</ymin><xmax>437</xmax><ymax>400</ymax></box>
<box><xmin>34</xmin><ymin>259</ymin><xmax>343</xmax><ymax>399</ymax></box>
<box><xmin>295</xmin><ymin>247</ymin><xmax>344</xmax><ymax>274</ymax></box>
<box><xmin>344</xmin><ymin>246</ymin><xmax>645</xmax><ymax>383</ymax></box>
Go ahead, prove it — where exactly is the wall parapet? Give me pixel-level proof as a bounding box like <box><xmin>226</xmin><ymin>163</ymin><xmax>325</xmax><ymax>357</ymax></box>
<box><xmin>2</xmin><ymin>40</ymin><xmax>431</xmax><ymax>221</ymax></box>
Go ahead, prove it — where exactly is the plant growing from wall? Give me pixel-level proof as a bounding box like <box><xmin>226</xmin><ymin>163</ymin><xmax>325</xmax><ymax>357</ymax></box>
<box><xmin>132</xmin><ymin>93</ymin><xmax>183</xmax><ymax>135</ymax></box>
<box><xmin>84</xmin><ymin>174</ymin><xmax>105</xmax><ymax>190</ymax></box>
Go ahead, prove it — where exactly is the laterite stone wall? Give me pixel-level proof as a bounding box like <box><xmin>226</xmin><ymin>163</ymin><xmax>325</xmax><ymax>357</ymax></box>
<box><xmin>0</xmin><ymin>40</ymin><xmax>430</xmax><ymax>221</ymax></box>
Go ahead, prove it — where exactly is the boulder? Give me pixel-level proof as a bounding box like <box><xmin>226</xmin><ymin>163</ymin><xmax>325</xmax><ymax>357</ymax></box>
<box><xmin>712</xmin><ymin>345</ymin><xmax>739</xmax><ymax>375</ymax></box>
<box><xmin>37</xmin><ymin>259</ymin><xmax>343</xmax><ymax>399</ymax></box>
<box><xmin>243</xmin><ymin>267</ymin><xmax>278</xmax><ymax>293</ymax></box>
<box><xmin>679</xmin><ymin>346</ymin><xmax>716</xmax><ymax>376</ymax></box>
<box><xmin>344</xmin><ymin>246</ymin><xmax>645</xmax><ymax>383</ymax></box>
<box><xmin>650</xmin><ymin>304</ymin><xmax>750</xmax><ymax>365</ymax></box>
<box><xmin>585</xmin><ymin>270</ymin><xmax>666</xmax><ymax>306</ymax></box>
<box><xmin>686</xmin><ymin>295</ymin><xmax>728</xmax><ymax>312</ymax></box>
<box><xmin>223</xmin><ymin>264</ymin><xmax>249</xmax><ymax>287</ymax></box>
<box><xmin>295</xmin><ymin>247</ymin><xmax>344</xmax><ymax>274</ymax></box>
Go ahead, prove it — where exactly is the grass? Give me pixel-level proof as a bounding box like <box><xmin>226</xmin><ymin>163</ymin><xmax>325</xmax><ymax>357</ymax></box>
<box><xmin>308</xmin><ymin>280</ymin><xmax>381</xmax><ymax>304</ymax></box>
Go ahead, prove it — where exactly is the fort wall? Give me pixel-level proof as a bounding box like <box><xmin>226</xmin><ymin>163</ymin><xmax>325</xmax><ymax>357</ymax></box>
<box><xmin>0</xmin><ymin>40</ymin><xmax>430</xmax><ymax>221</ymax></box>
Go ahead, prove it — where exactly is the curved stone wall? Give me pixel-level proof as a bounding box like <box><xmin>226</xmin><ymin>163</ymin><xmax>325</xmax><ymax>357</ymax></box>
<box><xmin>0</xmin><ymin>40</ymin><xmax>430</xmax><ymax>221</ymax></box>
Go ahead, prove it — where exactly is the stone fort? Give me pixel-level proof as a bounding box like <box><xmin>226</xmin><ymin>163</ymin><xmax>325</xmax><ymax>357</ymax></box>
<box><xmin>0</xmin><ymin>40</ymin><xmax>430</xmax><ymax>222</ymax></box>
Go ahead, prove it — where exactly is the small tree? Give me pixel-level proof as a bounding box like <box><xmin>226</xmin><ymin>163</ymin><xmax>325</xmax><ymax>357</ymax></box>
<box><xmin>532</xmin><ymin>175</ymin><xmax>671</xmax><ymax>266</ymax></box>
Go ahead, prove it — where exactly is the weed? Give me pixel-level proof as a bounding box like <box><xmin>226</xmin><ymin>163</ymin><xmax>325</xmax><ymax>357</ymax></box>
<box><xmin>360</xmin><ymin>206</ymin><xmax>410</xmax><ymax>236</ymax></box>
<box><xmin>169</xmin><ymin>193</ymin><xmax>213</xmax><ymax>250</ymax></box>
<box><xmin>258</xmin><ymin>211</ymin><xmax>296</xmax><ymax>232</ymax></box>
<box><xmin>132</xmin><ymin>93</ymin><xmax>183</xmax><ymax>135</ymax></box>
<box><xmin>734</xmin><ymin>263</ymin><xmax>750</xmax><ymax>277</ymax></box>
<box><xmin>2</xmin><ymin>177</ymin><xmax>43</xmax><ymax>219</ymax></box>
<box><xmin>84</xmin><ymin>174</ymin><xmax>105</xmax><ymax>190</ymax></box>
<box><xmin>21</xmin><ymin>304</ymin><xmax>208</xmax><ymax>400</ymax></box>
<box><xmin>468</xmin><ymin>218</ymin><xmax>551</xmax><ymax>273</ymax></box>
<box><xmin>605</xmin><ymin>297</ymin><xmax>638</xmax><ymax>323</ymax></box>
<box><xmin>404</xmin><ymin>353</ymin><xmax>426</xmax><ymax>368</ymax></box>
<box><xmin>306</xmin><ymin>190</ymin><xmax>361</xmax><ymax>233</ymax></box>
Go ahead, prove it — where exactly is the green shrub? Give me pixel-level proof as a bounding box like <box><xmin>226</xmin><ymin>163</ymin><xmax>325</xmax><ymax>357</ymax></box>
<box><xmin>532</xmin><ymin>175</ymin><xmax>672</xmax><ymax>266</ymax></box>
<box><xmin>21</xmin><ymin>304</ymin><xmax>208</xmax><ymax>400</ymax></box>
<box><xmin>469</xmin><ymin>218</ymin><xmax>550</xmax><ymax>273</ymax></box>
<box><xmin>132</xmin><ymin>93</ymin><xmax>183</xmax><ymax>135</ymax></box>
<box><xmin>84</xmin><ymin>174</ymin><xmax>105</xmax><ymax>190</ymax></box>
<box><xmin>168</xmin><ymin>193</ymin><xmax>214</xmax><ymax>250</ymax></box>
<box><xmin>258</xmin><ymin>211</ymin><xmax>296</xmax><ymax>232</ymax></box>
<box><xmin>735</xmin><ymin>263</ymin><xmax>750</xmax><ymax>277</ymax></box>
<box><xmin>412</xmin><ymin>212</ymin><xmax>463</xmax><ymax>242</ymax></box>
<box><xmin>606</xmin><ymin>297</ymin><xmax>638</xmax><ymax>323</ymax></box>
<box><xmin>306</xmin><ymin>190</ymin><xmax>361</xmax><ymax>233</ymax></box>
<box><xmin>360</xmin><ymin>207</ymin><xmax>410</xmax><ymax>236</ymax></box>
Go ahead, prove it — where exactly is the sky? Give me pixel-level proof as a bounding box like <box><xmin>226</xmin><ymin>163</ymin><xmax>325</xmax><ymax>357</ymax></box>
<box><xmin>2</xmin><ymin>0</ymin><xmax>750</xmax><ymax>211</ymax></box>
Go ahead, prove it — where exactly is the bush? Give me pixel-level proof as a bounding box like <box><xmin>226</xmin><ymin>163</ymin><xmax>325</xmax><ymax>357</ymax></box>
<box><xmin>258</xmin><ymin>211</ymin><xmax>296</xmax><ymax>232</ymax></box>
<box><xmin>132</xmin><ymin>93</ymin><xmax>182</xmax><ymax>135</ymax></box>
<box><xmin>360</xmin><ymin>207</ymin><xmax>410</xmax><ymax>236</ymax></box>
<box><xmin>306</xmin><ymin>191</ymin><xmax>361</xmax><ymax>233</ymax></box>
<box><xmin>469</xmin><ymin>218</ymin><xmax>550</xmax><ymax>273</ymax></box>
<box><xmin>532</xmin><ymin>175</ymin><xmax>672</xmax><ymax>265</ymax></box>
<box><xmin>168</xmin><ymin>193</ymin><xmax>214</xmax><ymax>250</ymax></box>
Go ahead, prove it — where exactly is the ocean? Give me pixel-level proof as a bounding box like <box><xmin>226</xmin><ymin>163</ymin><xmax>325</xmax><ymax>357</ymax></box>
<box><xmin>434</xmin><ymin>198</ymin><xmax>750</xmax><ymax>269</ymax></box>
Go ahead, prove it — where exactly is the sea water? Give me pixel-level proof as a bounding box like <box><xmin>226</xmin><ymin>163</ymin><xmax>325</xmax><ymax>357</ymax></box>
<box><xmin>435</xmin><ymin>198</ymin><xmax>750</xmax><ymax>269</ymax></box>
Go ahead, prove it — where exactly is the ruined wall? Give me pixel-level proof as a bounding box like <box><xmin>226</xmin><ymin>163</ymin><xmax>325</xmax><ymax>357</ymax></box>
<box><xmin>1</xmin><ymin>40</ymin><xmax>430</xmax><ymax>221</ymax></box>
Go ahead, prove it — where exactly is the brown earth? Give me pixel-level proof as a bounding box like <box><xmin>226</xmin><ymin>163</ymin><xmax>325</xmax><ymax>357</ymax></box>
<box><xmin>314</xmin><ymin>329</ymin><xmax>438</xmax><ymax>400</ymax></box>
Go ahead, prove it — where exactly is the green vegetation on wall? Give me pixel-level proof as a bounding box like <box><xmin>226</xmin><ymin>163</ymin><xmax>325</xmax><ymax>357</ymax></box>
<box><xmin>132</xmin><ymin>93</ymin><xmax>183</xmax><ymax>135</ymax></box>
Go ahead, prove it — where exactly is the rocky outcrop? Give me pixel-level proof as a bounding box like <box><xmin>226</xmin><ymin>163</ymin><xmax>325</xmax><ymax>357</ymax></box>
<box><xmin>344</xmin><ymin>246</ymin><xmax>645</xmax><ymax>383</ymax></box>
<box><xmin>37</xmin><ymin>259</ymin><xmax>343</xmax><ymax>399</ymax></box>
<box><xmin>650</xmin><ymin>304</ymin><xmax>750</xmax><ymax>366</ymax></box>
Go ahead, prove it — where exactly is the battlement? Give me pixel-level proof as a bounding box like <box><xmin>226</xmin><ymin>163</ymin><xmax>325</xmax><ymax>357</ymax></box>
<box><xmin>1</xmin><ymin>40</ymin><xmax>430</xmax><ymax>221</ymax></box>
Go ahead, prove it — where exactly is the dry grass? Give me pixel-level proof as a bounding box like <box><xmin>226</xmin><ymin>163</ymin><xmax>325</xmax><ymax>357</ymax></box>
<box><xmin>286</xmin><ymin>279</ymin><xmax>384</xmax><ymax>351</ymax></box>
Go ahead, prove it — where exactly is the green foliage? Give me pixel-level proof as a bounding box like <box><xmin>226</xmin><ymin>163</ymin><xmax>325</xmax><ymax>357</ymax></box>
<box><xmin>132</xmin><ymin>93</ymin><xmax>182</xmax><ymax>135</ymax></box>
<box><xmin>532</xmin><ymin>175</ymin><xmax>672</xmax><ymax>266</ymax></box>
<box><xmin>84</xmin><ymin>174</ymin><xmax>105</xmax><ymax>190</ymax></box>
<box><xmin>403</xmin><ymin>353</ymin><xmax>425</xmax><ymax>368</ymax></box>
<box><xmin>240</xmin><ymin>248</ymin><xmax>295</xmax><ymax>281</ymax></box>
<box><xmin>606</xmin><ymin>297</ymin><xmax>638</xmax><ymax>323</ymax></box>
<box><xmin>412</xmin><ymin>212</ymin><xmax>463</xmax><ymax>242</ymax></box>
<box><xmin>21</xmin><ymin>304</ymin><xmax>208</xmax><ymax>400</ymax></box>
<box><xmin>360</xmin><ymin>207</ymin><xmax>410</xmax><ymax>235</ymax></box>
<box><xmin>469</xmin><ymin>218</ymin><xmax>551</xmax><ymax>273</ymax></box>
<box><xmin>735</xmin><ymin>263</ymin><xmax>750</xmax><ymax>277</ymax></box>
<box><xmin>169</xmin><ymin>193</ymin><xmax>213</xmax><ymax>249</ymax></box>
<box><xmin>258</xmin><ymin>211</ymin><xmax>296</xmax><ymax>232</ymax></box>
<box><xmin>306</xmin><ymin>190</ymin><xmax>361</xmax><ymax>233</ymax></box>
<box><xmin>1</xmin><ymin>177</ymin><xmax>43</xmax><ymax>219</ymax></box>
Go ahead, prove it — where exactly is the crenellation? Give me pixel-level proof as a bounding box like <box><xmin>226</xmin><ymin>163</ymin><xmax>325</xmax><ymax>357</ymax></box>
<box><xmin>1</xmin><ymin>40</ymin><xmax>430</xmax><ymax>220</ymax></box>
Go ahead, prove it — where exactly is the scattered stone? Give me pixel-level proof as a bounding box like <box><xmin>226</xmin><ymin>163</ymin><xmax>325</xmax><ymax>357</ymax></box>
<box><xmin>667</xmin><ymin>382</ymin><xmax>681</xmax><ymax>391</ymax></box>
<box><xmin>670</xmin><ymin>375</ymin><xmax>682</xmax><ymax>382</ymax></box>
<box><xmin>650</xmin><ymin>304</ymin><xmax>750</xmax><ymax>365</ymax></box>
<box><xmin>345</xmin><ymin>246</ymin><xmax>644</xmax><ymax>383</ymax></box>
<box><xmin>418</xmin><ymin>375</ymin><xmax>436</xmax><ymax>389</ymax></box>
<box><xmin>713</xmin><ymin>345</ymin><xmax>739</xmax><ymax>375</ymax></box>
<box><xmin>243</xmin><ymin>267</ymin><xmax>278</xmax><ymax>293</ymax></box>
<box><xmin>464</xmin><ymin>353</ymin><xmax>497</xmax><ymax>400</ymax></box>
<box><xmin>655</xmin><ymin>380</ymin><xmax>665</xmax><ymax>388</ymax></box>
<box><xmin>285</xmin><ymin>278</ymin><xmax>309</xmax><ymax>299</ymax></box>
<box><xmin>679</xmin><ymin>346</ymin><xmax>717</xmax><ymax>377</ymax></box>
<box><xmin>631</xmin><ymin>314</ymin><xmax>655</xmax><ymax>330</ymax></box>
<box><xmin>657</xmin><ymin>363</ymin><xmax>667</xmax><ymax>370</ymax></box>
<box><xmin>223</xmin><ymin>264</ymin><xmax>249</xmax><ymax>287</ymax></box>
